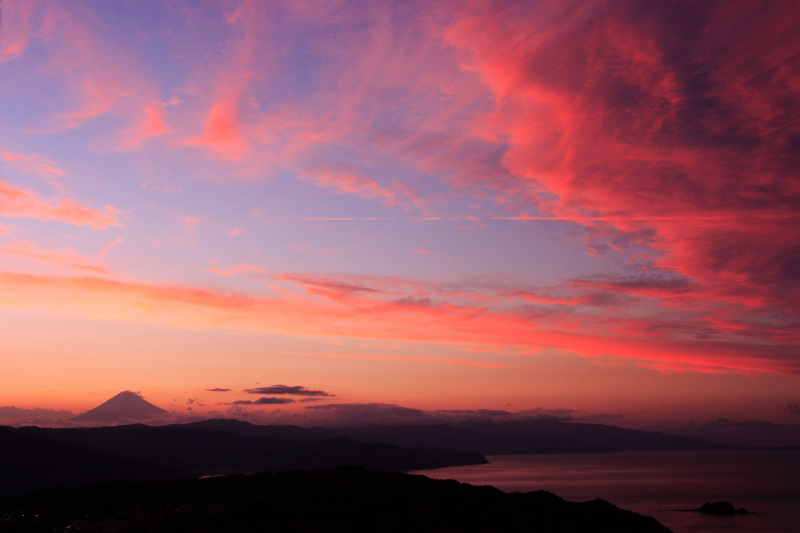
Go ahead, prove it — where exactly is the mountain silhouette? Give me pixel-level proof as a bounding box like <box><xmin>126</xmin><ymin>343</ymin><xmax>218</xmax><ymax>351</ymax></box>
<box><xmin>71</xmin><ymin>391</ymin><xmax>167</xmax><ymax>423</ymax></box>
<box><xmin>185</xmin><ymin>418</ymin><xmax>741</xmax><ymax>454</ymax></box>
<box><xmin>16</xmin><ymin>424</ymin><xmax>486</xmax><ymax>477</ymax></box>
<box><xmin>0</xmin><ymin>427</ymin><xmax>192</xmax><ymax>496</ymax></box>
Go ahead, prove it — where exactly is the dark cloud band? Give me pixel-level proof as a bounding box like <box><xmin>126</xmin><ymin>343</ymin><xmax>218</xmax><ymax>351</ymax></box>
<box><xmin>243</xmin><ymin>385</ymin><xmax>332</xmax><ymax>397</ymax></box>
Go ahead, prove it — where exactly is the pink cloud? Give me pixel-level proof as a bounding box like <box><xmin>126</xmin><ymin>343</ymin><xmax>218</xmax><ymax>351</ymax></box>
<box><xmin>0</xmin><ymin>0</ymin><xmax>35</xmax><ymax>62</ymax></box>
<box><xmin>413</xmin><ymin>248</ymin><xmax>447</xmax><ymax>260</ymax></box>
<box><xmin>0</xmin><ymin>151</ymin><xmax>65</xmax><ymax>179</ymax></box>
<box><xmin>16</xmin><ymin>2</ymin><xmax>165</xmax><ymax>140</ymax></box>
<box><xmin>303</xmin><ymin>218</ymin><xmax>396</xmax><ymax>221</ymax></box>
<box><xmin>116</xmin><ymin>104</ymin><xmax>170</xmax><ymax>149</ymax></box>
<box><xmin>0</xmin><ymin>179</ymin><xmax>122</xmax><ymax>228</ymax></box>
<box><xmin>180</xmin><ymin>2</ymin><xmax>268</xmax><ymax>160</ymax></box>
<box><xmin>0</xmin><ymin>241</ymin><xmax>109</xmax><ymax>273</ymax></box>
<box><xmin>180</xmin><ymin>215</ymin><xmax>202</xmax><ymax>235</ymax></box>
<box><xmin>300</xmin><ymin>168</ymin><xmax>422</xmax><ymax>208</ymax></box>
<box><xmin>97</xmin><ymin>237</ymin><xmax>124</xmax><ymax>257</ymax></box>
<box><xmin>184</xmin><ymin>99</ymin><xmax>249</xmax><ymax>159</ymax></box>
<box><xmin>102</xmin><ymin>1</ymin><xmax>499</xmax><ymax>197</ymax></box>
<box><xmin>203</xmin><ymin>262</ymin><xmax>268</xmax><ymax>277</ymax></box>
<box><xmin>165</xmin><ymin>2</ymin><xmax>505</xmax><ymax>199</ymax></box>
<box><xmin>140</xmin><ymin>181</ymin><xmax>184</xmax><ymax>195</ymax></box>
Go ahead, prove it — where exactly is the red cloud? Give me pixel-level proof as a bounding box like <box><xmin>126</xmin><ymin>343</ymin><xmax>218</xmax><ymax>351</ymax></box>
<box><xmin>441</xmin><ymin>0</ymin><xmax>800</xmax><ymax>320</ymax></box>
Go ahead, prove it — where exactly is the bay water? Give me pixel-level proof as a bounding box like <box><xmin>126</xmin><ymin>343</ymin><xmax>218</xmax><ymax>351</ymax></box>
<box><xmin>411</xmin><ymin>451</ymin><xmax>800</xmax><ymax>533</ymax></box>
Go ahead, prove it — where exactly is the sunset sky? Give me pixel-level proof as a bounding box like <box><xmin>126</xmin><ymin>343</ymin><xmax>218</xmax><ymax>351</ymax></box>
<box><xmin>1</xmin><ymin>0</ymin><xmax>798</xmax><ymax>427</ymax></box>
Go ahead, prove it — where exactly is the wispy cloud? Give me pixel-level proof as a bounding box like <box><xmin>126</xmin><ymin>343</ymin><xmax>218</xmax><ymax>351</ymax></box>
<box><xmin>288</xmin><ymin>351</ymin><xmax>514</xmax><ymax>369</ymax></box>
<box><xmin>0</xmin><ymin>241</ymin><xmax>110</xmax><ymax>273</ymax></box>
<box><xmin>203</xmin><ymin>261</ymin><xmax>268</xmax><ymax>277</ymax></box>
<box><xmin>0</xmin><ymin>270</ymin><xmax>796</xmax><ymax>375</ymax></box>
<box><xmin>0</xmin><ymin>0</ymin><xmax>35</xmax><ymax>63</ymax></box>
<box><xmin>116</xmin><ymin>104</ymin><xmax>170</xmax><ymax>149</ymax></box>
<box><xmin>0</xmin><ymin>179</ymin><xmax>122</xmax><ymax>228</ymax></box>
<box><xmin>413</xmin><ymin>248</ymin><xmax>446</xmax><ymax>259</ymax></box>
<box><xmin>303</xmin><ymin>217</ymin><xmax>397</xmax><ymax>221</ymax></box>
<box><xmin>299</xmin><ymin>164</ymin><xmax>424</xmax><ymax>209</ymax></box>
<box><xmin>24</xmin><ymin>2</ymin><xmax>165</xmax><ymax>139</ymax></box>
<box><xmin>180</xmin><ymin>1</ymin><xmax>267</xmax><ymax>159</ymax></box>
<box><xmin>0</xmin><ymin>150</ymin><xmax>65</xmax><ymax>179</ymax></box>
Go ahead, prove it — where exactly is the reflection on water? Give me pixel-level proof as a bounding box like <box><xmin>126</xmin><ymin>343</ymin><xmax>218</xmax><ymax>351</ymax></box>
<box><xmin>411</xmin><ymin>451</ymin><xmax>800</xmax><ymax>533</ymax></box>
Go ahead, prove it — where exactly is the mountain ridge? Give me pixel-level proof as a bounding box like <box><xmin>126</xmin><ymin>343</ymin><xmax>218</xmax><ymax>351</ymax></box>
<box><xmin>11</xmin><ymin>423</ymin><xmax>486</xmax><ymax>478</ymax></box>
<box><xmin>184</xmin><ymin>417</ymin><xmax>745</xmax><ymax>454</ymax></box>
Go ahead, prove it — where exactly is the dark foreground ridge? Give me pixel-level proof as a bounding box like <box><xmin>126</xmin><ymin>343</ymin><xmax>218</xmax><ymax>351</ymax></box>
<box><xmin>0</xmin><ymin>466</ymin><xmax>673</xmax><ymax>532</ymax></box>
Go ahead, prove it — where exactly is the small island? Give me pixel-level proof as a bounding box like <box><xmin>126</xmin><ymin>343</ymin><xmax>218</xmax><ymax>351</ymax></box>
<box><xmin>685</xmin><ymin>501</ymin><xmax>751</xmax><ymax>515</ymax></box>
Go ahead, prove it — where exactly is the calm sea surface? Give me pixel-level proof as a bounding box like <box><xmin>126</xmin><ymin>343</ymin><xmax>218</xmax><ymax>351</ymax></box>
<box><xmin>410</xmin><ymin>451</ymin><xmax>800</xmax><ymax>533</ymax></box>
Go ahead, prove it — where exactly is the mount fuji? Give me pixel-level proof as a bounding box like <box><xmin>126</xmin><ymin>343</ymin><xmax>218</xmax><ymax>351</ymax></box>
<box><xmin>72</xmin><ymin>391</ymin><xmax>168</xmax><ymax>423</ymax></box>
